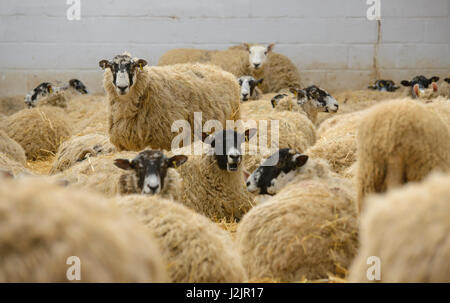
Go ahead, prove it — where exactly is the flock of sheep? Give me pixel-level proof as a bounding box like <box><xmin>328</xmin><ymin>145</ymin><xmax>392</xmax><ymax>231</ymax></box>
<box><xmin>0</xmin><ymin>43</ymin><xmax>449</xmax><ymax>283</ymax></box>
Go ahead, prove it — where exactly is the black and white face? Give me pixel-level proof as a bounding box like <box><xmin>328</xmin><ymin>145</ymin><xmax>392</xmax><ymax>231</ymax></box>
<box><xmin>202</xmin><ymin>129</ymin><xmax>257</xmax><ymax>172</ymax></box>
<box><xmin>401</xmin><ymin>75</ymin><xmax>439</xmax><ymax>98</ymax></box>
<box><xmin>288</xmin><ymin>88</ymin><xmax>308</xmax><ymax>105</ymax></box>
<box><xmin>304</xmin><ymin>85</ymin><xmax>339</xmax><ymax>113</ymax></box>
<box><xmin>368</xmin><ymin>80</ymin><xmax>399</xmax><ymax>92</ymax></box>
<box><xmin>99</xmin><ymin>53</ymin><xmax>147</xmax><ymax>95</ymax></box>
<box><xmin>246</xmin><ymin>148</ymin><xmax>309</xmax><ymax>195</ymax></box>
<box><xmin>69</xmin><ymin>79</ymin><xmax>89</xmax><ymax>94</ymax></box>
<box><xmin>24</xmin><ymin>82</ymin><xmax>53</xmax><ymax>107</ymax></box>
<box><xmin>114</xmin><ymin>150</ymin><xmax>187</xmax><ymax>195</ymax></box>
<box><xmin>238</xmin><ymin>76</ymin><xmax>263</xmax><ymax>101</ymax></box>
<box><xmin>245</xmin><ymin>43</ymin><xmax>274</xmax><ymax>70</ymax></box>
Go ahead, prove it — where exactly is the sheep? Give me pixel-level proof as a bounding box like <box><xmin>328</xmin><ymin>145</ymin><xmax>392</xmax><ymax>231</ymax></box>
<box><xmin>349</xmin><ymin>173</ymin><xmax>450</xmax><ymax>282</ymax></box>
<box><xmin>157</xmin><ymin>47</ymin><xmax>251</xmax><ymax>77</ymax></box>
<box><xmin>50</xmin><ymin>134</ymin><xmax>116</xmax><ymax>174</ymax></box>
<box><xmin>0</xmin><ymin>177</ymin><xmax>168</xmax><ymax>282</ymax></box>
<box><xmin>0</xmin><ymin>130</ymin><xmax>26</xmax><ymax>165</ymax></box>
<box><xmin>116</xmin><ymin>194</ymin><xmax>247</xmax><ymax>283</ymax></box>
<box><xmin>178</xmin><ymin>129</ymin><xmax>256</xmax><ymax>221</ymax></box>
<box><xmin>271</xmin><ymin>86</ymin><xmax>339</xmax><ymax>124</ymax></box>
<box><xmin>65</xmin><ymin>94</ymin><xmax>109</xmax><ymax>136</ymax></box>
<box><xmin>400</xmin><ymin>75</ymin><xmax>439</xmax><ymax>99</ymax></box>
<box><xmin>356</xmin><ymin>99</ymin><xmax>450</xmax><ymax>212</ymax></box>
<box><xmin>238</xmin><ymin>76</ymin><xmax>263</xmax><ymax>101</ymax></box>
<box><xmin>237</xmin><ymin>172</ymin><xmax>358</xmax><ymax>281</ymax></box>
<box><xmin>100</xmin><ymin>53</ymin><xmax>241</xmax><ymax>151</ymax></box>
<box><xmin>0</xmin><ymin>152</ymin><xmax>29</xmax><ymax>177</ymax></box>
<box><xmin>368</xmin><ymin>80</ymin><xmax>400</xmax><ymax>92</ymax></box>
<box><xmin>0</xmin><ymin>106</ymin><xmax>72</xmax><ymax>160</ymax></box>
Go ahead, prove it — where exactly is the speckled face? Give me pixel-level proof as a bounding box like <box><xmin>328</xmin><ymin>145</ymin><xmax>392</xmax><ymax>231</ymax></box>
<box><xmin>369</xmin><ymin>80</ymin><xmax>399</xmax><ymax>92</ymax></box>
<box><xmin>246</xmin><ymin>148</ymin><xmax>309</xmax><ymax>195</ymax></box>
<box><xmin>24</xmin><ymin>82</ymin><xmax>53</xmax><ymax>107</ymax></box>
<box><xmin>69</xmin><ymin>79</ymin><xmax>88</xmax><ymax>94</ymax></box>
<box><xmin>99</xmin><ymin>54</ymin><xmax>147</xmax><ymax>96</ymax></box>
<box><xmin>114</xmin><ymin>150</ymin><xmax>187</xmax><ymax>195</ymax></box>
<box><xmin>305</xmin><ymin>85</ymin><xmax>339</xmax><ymax>113</ymax></box>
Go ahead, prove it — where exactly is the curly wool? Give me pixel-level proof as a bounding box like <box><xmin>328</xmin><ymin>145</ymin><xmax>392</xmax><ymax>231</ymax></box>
<box><xmin>36</xmin><ymin>91</ymin><xmax>69</xmax><ymax>109</ymax></box>
<box><xmin>0</xmin><ymin>96</ymin><xmax>26</xmax><ymax>116</ymax></box>
<box><xmin>104</xmin><ymin>63</ymin><xmax>241</xmax><ymax>151</ymax></box>
<box><xmin>0</xmin><ymin>177</ymin><xmax>168</xmax><ymax>282</ymax></box>
<box><xmin>0</xmin><ymin>106</ymin><xmax>72</xmax><ymax>160</ymax></box>
<box><xmin>116</xmin><ymin>195</ymin><xmax>247</xmax><ymax>283</ymax></box>
<box><xmin>0</xmin><ymin>152</ymin><xmax>29</xmax><ymax>176</ymax></box>
<box><xmin>65</xmin><ymin>94</ymin><xmax>109</xmax><ymax>136</ymax></box>
<box><xmin>349</xmin><ymin>173</ymin><xmax>450</xmax><ymax>282</ymax></box>
<box><xmin>0</xmin><ymin>130</ymin><xmax>26</xmax><ymax>165</ymax></box>
<box><xmin>356</xmin><ymin>99</ymin><xmax>450</xmax><ymax>212</ymax></box>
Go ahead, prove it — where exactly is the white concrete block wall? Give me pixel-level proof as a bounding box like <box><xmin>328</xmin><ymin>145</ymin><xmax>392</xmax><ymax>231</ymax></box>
<box><xmin>0</xmin><ymin>0</ymin><xmax>448</xmax><ymax>96</ymax></box>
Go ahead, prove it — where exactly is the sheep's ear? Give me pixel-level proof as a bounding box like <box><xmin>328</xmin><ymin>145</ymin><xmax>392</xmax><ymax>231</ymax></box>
<box><xmin>429</xmin><ymin>76</ymin><xmax>440</xmax><ymax>83</ymax></box>
<box><xmin>401</xmin><ymin>80</ymin><xmax>411</xmax><ymax>87</ymax></box>
<box><xmin>99</xmin><ymin>60</ymin><xmax>111</xmax><ymax>70</ymax></box>
<box><xmin>289</xmin><ymin>87</ymin><xmax>298</xmax><ymax>96</ymax></box>
<box><xmin>267</xmin><ymin>43</ymin><xmax>275</xmax><ymax>52</ymax></box>
<box><xmin>271</xmin><ymin>98</ymin><xmax>277</xmax><ymax>108</ymax></box>
<box><xmin>167</xmin><ymin>155</ymin><xmax>188</xmax><ymax>168</ymax></box>
<box><xmin>432</xmin><ymin>82</ymin><xmax>438</xmax><ymax>92</ymax></box>
<box><xmin>135</xmin><ymin>59</ymin><xmax>148</xmax><ymax>71</ymax></box>
<box><xmin>243</xmin><ymin>170</ymin><xmax>250</xmax><ymax>181</ymax></box>
<box><xmin>114</xmin><ymin>159</ymin><xmax>133</xmax><ymax>170</ymax></box>
<box><xmin>244</xmin><ymin>128</ymin><xmax>257</xmax><ymax>142</ymax></box>
<box><xmin>445</xmin><ymin>78</ymin><xmax>450</xmax><ymax>84</ymax></box>
<box><xmin>47</xmin><ymin>84</ymin><xmax>53</xmax><ymax>94</ymax></box>
<box><xmin>368</xmin><ymin>85</ymin><xmax>376</xmax><ymax>90</ymax></box>
<box><xmin>293</xmin><ymin>154</ymin><xmax>309</xmax><ymax>167</ymax></box>
<box><xmin>243</xmin><ymin>43</ymin><xmax>250</xmax><ymax>52</ymax></box>
<box><xmin>257</xmin><ymin>78</ymin><xmax>264</xmax><ymax>85</ymax></box>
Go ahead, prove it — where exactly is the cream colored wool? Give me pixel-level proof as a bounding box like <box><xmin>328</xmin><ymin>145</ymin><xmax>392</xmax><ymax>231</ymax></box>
<box><xmin>236</xmin><ymin>179</ymin><xmax>358</xmax><ymax>281</ymax></box>
<box><xmin>425</xmin><ymin>97</ymin><xmax>450</xmax><ymax>130</ymax></box>
<box><xmin>0</xmin><ymin>106</ymin><xmax>72</xmax><ymax>160</ymax></box>
<box><xmin>116</xmin><ymin>195</ymin><xmax>247</xmax><ymax>283</ymax></box>
<box><xmin>273</xmin><ymin>92</ymin><xmax>331</xmax><ymax>124</ymax></box>
<box><xmin>357</xmin><ymin>99</ymin><xmax>450</xmax><ymax>212</ymax></box>
<box><xmin>65</xmin><ymin>94</ymin><xmax>109</xmax><ymax>136</ymax></box>
<box><xmin>104</xmin><ymin>63</ymin><xmax>241</xmax><ymax>151</ymax></box>
<box><xmin>0</xmin><ymin>130</ymin><xmax>26</xmax><ymax>165</ymax></box>
<box><xmin>50</xmin><ymin>134</ymin><xmax>116</xmax><ymax>174</ymax></box>
<box><xmin>178</xmin><ymin>153</ymin><xmax>254</xmax><ymax>221</ymax></box>
<box><xmin>240</xmin><ymin>94</ymin><xmax>276</xmax><ymax>116</ymax></box>
<box><xmin>56</xmin><ymin>151</ymin><xmax>183</xmax><ymax>200</ymax></box>
<box><xmin>0</xmin><ymin>96</ymin><xmax>26</xmax><ymax>116</ymax></box>
<box><xmin>0</xmin><ymin>152</ymin><xmax>28</xmax><ymax>176</ymax></box>
<box><xmin>0</xmin><ymin>177</ymin><xmax>167</xmax><ymax>282</ymax></box>
<box><xmin>158</xmin><ymin>48</ymin><xmax>251</xmax><ymax>77</ymax></box>
<box><xmin>36</xmin><ymin>91</ymin><xmax>69</xmax><ymax>108</ymax></box>
<box><xmin>249</xmin><ymin>86</ymin><xmax>263</xmax><ymax>100</ymax></box>
<box><xmin>243</xmin><ymin>110</ymin><xmax>316</xmax><ymax>154</ymax></box>
<box><xmin>349</xmin><ymin>173</ymin><xmax>450</xmax><ymax>282</ymax></box>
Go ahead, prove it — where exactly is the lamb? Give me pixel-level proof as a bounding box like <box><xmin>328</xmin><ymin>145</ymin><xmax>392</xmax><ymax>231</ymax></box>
<box><xmin>400</xmin><ymin>75</ymin><xmax>439</xmax><ymax>99</ymax></box>
<box><xmin>367</xmin><ymin>80</ymin><xmax>400</xmax><ymax>92</ymax></box>
<box><xmin>116</xmin><ymin>195</ymin><xmax>247</xmax><ymax>283</ymax></box>
<box><xmin>237</xmin><ymin>165</ymin><xmax>358</xmax><ymax>281</ymax></box>
<box><xmin>356</xmin><ymin>99</ymin><xmax>450</xmax><ymax>212</ymax></box>
<box><xmin>56</xmin><ymin>150</ymin><xmax>186</xmax><ymax>201</ymax></box>
<box><xmin>100</xmin><ymin>53</ymin><xmax>241</xmax><ymax>151</ymax></box>
<box><xmin>0</xmin><ymin>106</ymin><xmax>72</xmax><ymax>160</ymax></box>
<box><xmin>178</xmin><ymin>129</ymin><xmax>256</xmax><ymax>221</ymax></box>
<box><xmin>349</xmin><ymin>173</ymin><xmax>450</xmax><ymax>282</ymax></box>
<box><xmin>50</xmin><ymin>134</ymin><xmax>116</xmax><ymax>174</ymax></box>
<box><xmin>0</xmin><ymin>130</ymin><xmax>27</xmax><ymax>165</ymax></box>
<box><xmin>238</xmin><ymin>76</ymin><xmax>263</xmax><ymax>101</ymax></box>
<box><xmin>0</xmin><ymin>177</ymin><xmax>168</xmax><ymax>282</ymax></box>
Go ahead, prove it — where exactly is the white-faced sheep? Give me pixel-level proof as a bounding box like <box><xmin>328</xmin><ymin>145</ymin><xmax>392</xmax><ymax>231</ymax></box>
<box><xmin>116</xmin><ymin>195</ymin><xmax>247</xmax><ymax>283</ymax></box>
<box><xmin>0</xmin><ymin>106</ymin><xmax>72</xmax><ymax>160</ymax></box>
<box><xmin>357</xmin><ymin>99</ymin><xmax>450</xmax><ymax>212</ymax></box>
<box><xmin>178</xmin><ymin>129</ymin><xmax>256</xmax><ymax>221</ymax></box>
<box><xmin>0</xmin><ymin>177</ymin><xmax>168</xmax><ymax>282</ymax></box>
<box><xmin>349</xmin><ymin>173</ymin><xmax>450</xmax><ymax>282</ymax></box>
<box><xmin>50</xmin><ymin>134</ymin><xmax>116</xmax><ymax>174</ymax></box>
<box><xmin>0</xmin><ymin>130</ymin><xmax>26</xmax><ymax>165</ymax></box>
<box><xmin>56</xmin><ymin>150</ymin><xmax>187</xmax><ymax>201</ymax></box>
<box><xmin>238</xmin><ymin>164</ymin><xmax>358</xmax><ymax>281</ymax></box>
<box><xmin>238</xmin><ymin>76</ymin><xmax>263</xmax><ymax>101</ymax></box>
<box><xmin>100</xmin><ymin>53</ymin><xmax>241</xmax><ymax>151</ymax></box>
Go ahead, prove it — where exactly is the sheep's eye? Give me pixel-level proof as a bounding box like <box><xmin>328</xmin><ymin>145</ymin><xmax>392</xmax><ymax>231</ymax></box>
<box><xmin>239</xmin><ymin>80</ymin><xmax>243</xmax><ymax>85</ymax></box>
<box><xmin>264</xmin><ymin>51</ymin><xmax>268</xmax><ymax>55</ymax></box>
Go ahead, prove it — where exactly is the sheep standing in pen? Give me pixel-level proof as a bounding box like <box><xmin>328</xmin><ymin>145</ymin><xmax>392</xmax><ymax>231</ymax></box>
<box><xmin>100</xmin><ymin>52</ymin><xmax>240</xmax><ymax>151</ymax></box>
<box><xmin>349</xmin><ymin>173</ymin><xmax>450</xmax><ymax>282</ymax></box>
<box><xmin>238</xmin><ymin>151</ymin><xmax>358</xmax><ymax>281</ymax></box>
<box><xmin>116</xmin><ymin>195</ymin><xmax>247</xmax><ymax>283</ymax></box>
<box><xmin>178</xmin><ymin>129</ymin><xmax>256</xmax><ymax>221</ymax></box>
<box><xmin>0</xmin><ymin>177</ymin><xmax>168</xmax><ymax>282</ymax></box>
<box><xmin>238</xmin><ymin>76</ymin><xmax>263</xmax><ymax>101</ymax></box>
<box><xmin>356</xmin><ymin>99</ymin><xmax>450</xmax><ymax>212</ymax></box>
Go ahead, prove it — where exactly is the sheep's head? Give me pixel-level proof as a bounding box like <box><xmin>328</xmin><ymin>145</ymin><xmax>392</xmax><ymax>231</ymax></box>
<box><xmin>24</xmin><ymin>82</ymin><xmax>54</xmax><ymax>108</ymax></box>
<box><xmin>69</xmin><ymin>79</ymin><xmax>89</xmax><ymax>94</ymax></box>
<box><xmin>238</xmin><ymin>76</ymin><xmax>263</xmax><ymax>101</ymax></box>
<box><xmin>202</xmin><ymin>129</ymin><xmax>257</xmax><ymax>172</ymax></box>
<box><xmin>114</xmin><ymin>150</ymin><xmax>187</xmax><ymax>195</ymax></box>
<box><xmin>368</xmin><ymin>80</ymin><xmax>400</xmax><ymax>92</ymax></box>
<box><xmin>244</xmin><ymin>43</ymin><xmax>274</xmax><ymax>70</ymax></box>
<box><xmin>99</xmin><ymin>53</ymin><xmax>147</xmax><ymax>96</ymax></box>
<box><xmin>401</xmin><ymin>75</ymin><xmax>439</xmax><ymax>98</ymax></box>
<box><xmin>290</xmin><ymin>86</ymin><xmax>339</xmax><ymax>113</ymax></box>
<box><xmin>246</xmin><ymin>148</ymin><xmax>308</xmax><ymax>195</ymax></box>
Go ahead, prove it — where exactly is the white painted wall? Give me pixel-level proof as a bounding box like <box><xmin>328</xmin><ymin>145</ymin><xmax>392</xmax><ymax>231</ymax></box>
<box><xmin>0</xmin><ymin>0</ymin><xmax>449</xmax><ymax>95</ymax></box>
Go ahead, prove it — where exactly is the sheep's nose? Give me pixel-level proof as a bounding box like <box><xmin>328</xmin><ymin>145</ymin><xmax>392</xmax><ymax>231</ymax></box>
<box><xmin>117</xmin><ymin>85</ymin><xmax>127</xmax><ymax>92</ymax></box>
<box><xmin>242</xmin><ymin>93</ymin><xmax>248</xmax><ymax>99</ymax></box>
<box><xmin>147</xmin><ymin>184</ymin><xmax>158</xmax><ymax>192</ymax></box>
<box><xmin>253</xmin><ymin>63</ymin><xmax>260</xmax><ymax>68</ymax></box>
<box><xmin>246</xmin><ymin>181</ymin><xmax>250</xmax><ymax>187</ymax></box>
